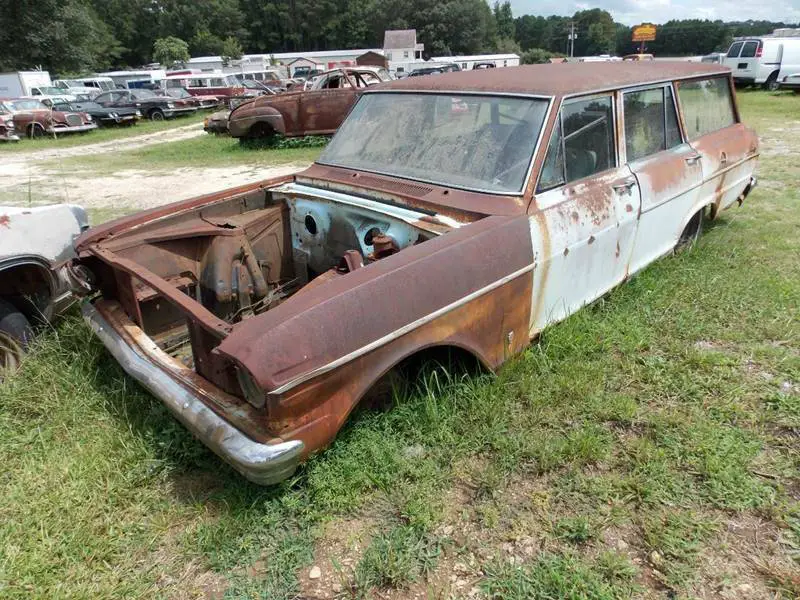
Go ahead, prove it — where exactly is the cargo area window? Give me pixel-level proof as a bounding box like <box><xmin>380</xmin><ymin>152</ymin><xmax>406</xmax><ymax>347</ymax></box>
<box><xmin>537</xmin><ymin>95</ymin><xmax>615</xmax><ymax>191</ymax></box>
<box><xmin>677</xmin><ymin>77</ymin><xmax>736</xmax><ymax>141</ymax></box>
<box><xmin>623</xmin><ymin>85</ymin><xmax>683</xmax><ymax>162</ymax></box>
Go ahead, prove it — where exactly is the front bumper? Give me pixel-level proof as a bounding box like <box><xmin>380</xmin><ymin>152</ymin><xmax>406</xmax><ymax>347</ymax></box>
<box><xmin>82</xmin><ymin>301</ymin><xmax>304</xmax><ymax>485</ymax></box>
<box><xmin>0</xmin><ymin>132</ymin><xmax>20</xmax><ymax>142</ymax></box>
<box><xmin>47</xmin><ymin>123</ymin><xmax>98</xmax><ymax>134</ymax></box>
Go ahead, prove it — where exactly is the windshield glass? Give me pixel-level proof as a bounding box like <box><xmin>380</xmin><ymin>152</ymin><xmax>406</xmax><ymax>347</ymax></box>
<box><xmin>37</xmin><ymin>86</ymin><xmax>64</xmax><ymax>95</ymax></box>
<box><xmin>318</xmin><ymin>93</ymin><xmax>549</xmax><ymax>194</ymax></box>
<box><xmin>11</xmin><ymin>99</ymin><xmax>46</xmax><ymax>110</ymax></box>
<box><xmin>75</xmin><ymin>102</ymin><xmax>101</xmax><ymax>110</ymax></box>
<box><xmin>134</xmin><ymin>89</ymin><xmax>157</xmax><ymax>98</ymax></box>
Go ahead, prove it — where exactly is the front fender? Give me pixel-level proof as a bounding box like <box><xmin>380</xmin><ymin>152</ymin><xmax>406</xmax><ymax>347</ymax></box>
<box><xmin>228</xmin><ymin>105</ymin><xmax>286</xmax><ymax>137</ymax></box>
<box><xmin>217</xmin><ymin>214</ymin><xmax>535</xmax><ymax>393</ymax></box>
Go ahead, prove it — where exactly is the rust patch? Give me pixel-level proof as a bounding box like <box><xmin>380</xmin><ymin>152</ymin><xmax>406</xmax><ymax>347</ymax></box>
<box><xmin>588</xmin><ymin>235</ymin><xmax>596</xmax><ymax>245</ymax></box>
<box><xmin>625</xmin><ymin>203</ymin><xmax>633</xmax><ymax>213</ymax></box>
<box><xmin>615</xmin><ymin>240</ymin><xmax>620</xmax><ymax>258</ymax></box>
<box><xmin>563</xmin><ymin>247</ymin><xmax>569</xmax><ymax>256</ymax></box>
<box><xmin>0</xmin><ymin>214</ymin><xmax>9</xmax><ymax>228</ymax></box>
<box><xmin>570</xmin><ymin>210</ymin><xmax>580</xmax><ymax>223</ymax></box>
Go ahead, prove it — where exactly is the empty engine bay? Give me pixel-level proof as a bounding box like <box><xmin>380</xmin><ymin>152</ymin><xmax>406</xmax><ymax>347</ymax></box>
<box><xmin>88</xmin><ymin>182</ymin><xmax>442</xmax><ymax>395</ymax></box>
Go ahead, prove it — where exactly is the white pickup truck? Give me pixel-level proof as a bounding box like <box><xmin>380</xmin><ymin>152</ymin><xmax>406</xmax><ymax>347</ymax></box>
<box><xmin>0</xmin><ymin>205</ymin><xmax>90</xmax><ymax>374</ymax></box>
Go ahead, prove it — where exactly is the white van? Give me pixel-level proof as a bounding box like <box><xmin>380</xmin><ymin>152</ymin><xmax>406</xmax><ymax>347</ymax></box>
<box><xmin>723</xmin><ymin>36</ymin><xmax>800</xmax><ymax>88</ymax></box>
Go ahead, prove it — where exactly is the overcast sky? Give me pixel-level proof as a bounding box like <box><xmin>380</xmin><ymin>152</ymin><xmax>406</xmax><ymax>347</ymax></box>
<box><xmin>508</xmin><ymin>0</ymin><xmax>800</xmax><ymax>26</ymax></box>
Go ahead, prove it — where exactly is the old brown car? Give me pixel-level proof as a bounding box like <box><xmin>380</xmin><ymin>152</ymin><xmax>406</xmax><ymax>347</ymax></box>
<box><xmin>75</xmin><ymin>62</ymin><xmax>757</xmax><ymax>484</ymax></box>
<box><xmin>1</xmin><ymin>98</ymin><xmax>97</xmax><ymax>138</ymax></box>
<box><xmin>227</xmin><ymin>67</ymin><xmax>390</xmax><ymax>140</ymax></box>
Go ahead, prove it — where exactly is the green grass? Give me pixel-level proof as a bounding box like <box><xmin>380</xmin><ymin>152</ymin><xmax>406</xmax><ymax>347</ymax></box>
<box><xmin>0</xmin><ymin>112</ymin><xmax>207</xmax><ymax>153</ymax></box>
<box><xmin>1</xmin><ymin>91</ymin><xmax>799</xmax><ymax>599</ymax></box>
<box><xmin>47</xmin><ymin>133</ymin><xmax>324</xmax><ymax>173</ymax></box>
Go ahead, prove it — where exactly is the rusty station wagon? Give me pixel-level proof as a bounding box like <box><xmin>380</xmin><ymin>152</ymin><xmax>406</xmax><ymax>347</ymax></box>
<box><xmin>75</xmin><ymin>62</ymin><xmax>758</xmax><ymax>484</ymax></box>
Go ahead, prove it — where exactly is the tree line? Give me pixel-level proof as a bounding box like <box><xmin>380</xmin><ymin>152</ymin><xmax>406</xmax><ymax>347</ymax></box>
<box><xmin>0</xmin><ymin>0</ymin><xmax>796</xmax><ymax>74</ymax></box>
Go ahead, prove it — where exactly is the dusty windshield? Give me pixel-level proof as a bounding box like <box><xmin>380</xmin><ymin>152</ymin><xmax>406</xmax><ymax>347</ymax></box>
<box><xmin>318</xmin><ymin>93</ymin><xmax>549</xmax><ymax>194</ymax></box>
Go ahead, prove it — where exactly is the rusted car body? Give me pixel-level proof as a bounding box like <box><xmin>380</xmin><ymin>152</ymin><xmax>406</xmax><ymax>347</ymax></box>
<box><xmin>76</xmin><ymin>63</ymin><xmax>758</xmax><ymax>484</ymax></box>
<box><xmin>1</xmin><ymin>99</ymin><xmax>97</xmax><ymax>137</ymax></box>
<box><xmin>227</xmin><ymin>67</ymin><xmax>390</xmax><ymax>140</ymax></box>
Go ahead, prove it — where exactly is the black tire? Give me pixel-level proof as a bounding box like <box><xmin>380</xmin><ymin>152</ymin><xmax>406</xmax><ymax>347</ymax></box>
<box><xmin>149</xmin><ymin>109</ymin><xmax>166</xmax><ymax>122</ymax></box>
<box><xmin>763</xmin><ymin>72</ymin><xmax>780</xmax><ymax>91</ymax></box>
<box><xmin>0</xmin><ymin>298</ymin><xmax>34</xmax><ymax>374</ymax></box>
<box><xmin>676</xmin><ymin>209</ymin><xmax>704</xmax><ymax>253</ymax></box>
<box><xmin>27</xmin><ymin>124</ymin><xmax>45</xmax><ymax>139</ymax></box>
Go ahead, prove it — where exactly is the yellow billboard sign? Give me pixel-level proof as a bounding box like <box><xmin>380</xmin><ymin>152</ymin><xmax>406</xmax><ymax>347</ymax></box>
<box><xmin>632</xmin><ymin>24</ymin><xmax>657</xmax><ymax>42</ymax></box>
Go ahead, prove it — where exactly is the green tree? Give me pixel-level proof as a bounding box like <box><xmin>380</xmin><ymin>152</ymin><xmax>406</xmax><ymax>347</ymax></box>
<box><xmin>494</xmin><ymin>1</ymin><xmax>515</xmax><ymax>40</ymax></box>
<box><xmin>191</xmin><ymin>30</ymin><xmax>225</xmax><ymax>56</ymax></box>
<box><xmin>153</xmin><ymin>36</ymin><xmax>190</xmax><ymax>67</ymax></box>
<box><xmin>573</xmin><ymin>9</ymin><xmax>615</xmax><ymax>56</ymax></box>
<box><xmin>521</xmin><ymin>48</ymin><xmax>561</xmax><ymax>64</ymax></box>
<box><xmin>221</xmin><ymin>36</ymin><xmax>244</xmax><ymax>64</ymax></box>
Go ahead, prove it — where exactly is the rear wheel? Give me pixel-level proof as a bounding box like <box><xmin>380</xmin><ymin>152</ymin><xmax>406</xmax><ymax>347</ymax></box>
<box><xmin>675</xmin><ymin>209</ymin><xmax>704</xmax><ymax>253</ymax></box>
<box><xmin>149</xmin><ymin>109</ymin><xmax>165</xmax><ymax>121</ymax></box>
<box><xmin>764</xmin><ymin>72</ymin><xmax>780</xmax><ymax>91</ymax></box>
<box><xmin>0</xmin><ymin>298</ymin><xmax>33</xmax><ymax>376</ymax></box>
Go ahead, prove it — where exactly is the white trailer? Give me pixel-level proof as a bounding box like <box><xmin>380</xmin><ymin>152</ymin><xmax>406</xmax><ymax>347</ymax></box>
<box><xmin>0</xmin><ymin>71</ymin><xmax>52</xmax><ymax>97</ymax></box>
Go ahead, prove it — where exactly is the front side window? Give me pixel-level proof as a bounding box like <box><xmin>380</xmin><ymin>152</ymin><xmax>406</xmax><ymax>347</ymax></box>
<box><xmin>727</xmin><ymin>42</ymin><xmax>744</xmax><ymax>58</ymax></box>
<box><xmin>319</xmin><ymin>93</ymin><xmax>549</xmax><ymax>194</ymax></box>
<box><xmin>623</xmin><ymin>85</ymin><xmax>683</xmax><ymax>162</ymax></box>
<box><xmin>537</xmin><ymin>95</ymin><xmax>615</xmax><ymax>191</ymax></box>
<box><xmin>677</xmin><ymin>77</ymin><xmax>736</xmax><ymax>141</ymax></box>
<box><xmin>740</xmin><ymin>41</ymin><xmax>759</xmax><ymax>58</ymax></box>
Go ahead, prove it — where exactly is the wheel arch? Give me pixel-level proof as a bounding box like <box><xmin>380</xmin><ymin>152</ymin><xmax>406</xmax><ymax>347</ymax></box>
<box><xmin>0</xmin><ymin>255</ymin><xmax>58</xmax><ymax>320</ymax></box>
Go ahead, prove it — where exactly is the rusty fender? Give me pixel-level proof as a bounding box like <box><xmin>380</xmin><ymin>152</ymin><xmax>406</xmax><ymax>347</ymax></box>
<box><xmin>228</xmin><ymin>103</ymin><xmax>287</xmax><ymax>137</ymax></box>
<box><xmin>216</xmin><ymin>214</ymin><xmax>535</xmax><ymax>456</ymax></box>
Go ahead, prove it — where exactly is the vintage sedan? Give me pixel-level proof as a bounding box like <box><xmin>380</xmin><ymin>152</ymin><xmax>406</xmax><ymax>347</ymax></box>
<box><xmin>52</xmin><ymin>100</ymin><xmax>140</xmax><ymax>127</ymax></box>
<box><xmin>0</xmin><ymin>98</ymin><xmax>97</xmax><ymax>138</ymax></box>
<box><xmin>227</xmin><ymin>67</ymin><xmax>390</xmax><ymax>140</ymax></box>
<box><xmin>75</xmin><ymin>63</ymin><xmax>757</xmax><ymax>484</ymax></box>
<box><xmin>94</xmin><ymin>89</ymin><xmax>197</xmax><ymax>121</ymax></box>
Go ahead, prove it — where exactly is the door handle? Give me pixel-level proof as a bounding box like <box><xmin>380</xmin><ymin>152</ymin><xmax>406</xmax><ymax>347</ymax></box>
<box><xmin>720</xmin><ymin>151</ymin><xmax>728</xmax><ymax>166</ymax></box>
<box><xmin>684</xmin><ymin>154</ymin><xmax>701</xmax><ymax>166</ymax></box>
<box><xmin>612</xmin><ymin>178</ymin><xmax>636</xmax><ymax>194</ymax></box>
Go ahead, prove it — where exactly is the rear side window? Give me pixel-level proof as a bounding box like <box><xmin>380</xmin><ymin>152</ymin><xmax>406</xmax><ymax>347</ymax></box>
<box><xmin>677</xmin><ymin>78</ymin><xmax>736</xmax><ymax>140</ymax></box>
<box><xmin>740</xmin><ymin>41</ymin><xmax>759</xmax><ymax>58</ymax></box>
<box><xmin>727</xmin><ymin>42</ymin><xmax>744</xmax><ymax>58</ymax></box>
<box><xmin>624</xmin><ymin>85</ymin><xmax>683</xmax><ymax>162</ymax></box>
<box><xmin>537</xmin><ymin>95</ymin><xmax>615</xmax><ymax>191</ymax></box>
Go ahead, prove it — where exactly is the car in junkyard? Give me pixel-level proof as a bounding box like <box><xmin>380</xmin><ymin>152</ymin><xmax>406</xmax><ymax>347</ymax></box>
<box><xmin>0</xmin><ymin>111</ymin><xmax>19</xmax><ymax>141</ymax></box>
<box><xmin>74</xmin><ymin>62</ymin><xmax>758</xmax><ymax>484</ymax></box>
<box><xmin>778</xmin><ymin>73</ymin><xmax>800</xmax><ymax>92</ymax></box>
<box><xmin>0</xmin><ymin>98</ymin><xmax>97</xmax><ymax>138</ymax></box>
<box><xmin>160</xmin><ymin>87</ymin><xmax>222</xmax><ymax>110</ymax></box>
<box><xmin>93</xmin><ymin>89</ymin><xmax>197</xmax><ymax>121</ymax></box>
<box><xmin>52</xmin><ymin>100</ymin><xmax>140</xmax><ymax>127</ymax></box>
<box><xmin>1</xmin><ymin>204</ymin><xmax>89</xmax><ymax>374</ymax></box>
<box><xmin>227</xmin><ymin>67</ymin><xmax>391</xmax><ymax>140</ymax></box>
<box><xmin>203</xmin><ymin>109</ymin><xmax>230</xmax><ymax>134</ymax></box>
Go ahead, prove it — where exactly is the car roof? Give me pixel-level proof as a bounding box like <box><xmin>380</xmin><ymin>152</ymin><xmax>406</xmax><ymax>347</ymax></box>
<box><xmin>376</xmin><ymin>62</ymin><xmax>730</xmax><ymax>97</ymax></box>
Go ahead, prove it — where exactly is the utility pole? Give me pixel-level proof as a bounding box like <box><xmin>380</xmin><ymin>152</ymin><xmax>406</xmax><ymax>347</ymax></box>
<box><xmin>568</xmin><ymin>22</ymin><xmax>576</xmax><ymax>58</ymax></box>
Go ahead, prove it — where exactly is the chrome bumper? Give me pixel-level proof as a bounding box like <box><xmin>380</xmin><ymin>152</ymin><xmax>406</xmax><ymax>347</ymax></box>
<box><xmin>82</xmin><ymin>301</ymin><xmax>304</xmax><ymax>485</ymax></box>
<box><xmin>47</xmin><ymin>123</ymin><xmax>98</xmax><ymax>134</ymax></box>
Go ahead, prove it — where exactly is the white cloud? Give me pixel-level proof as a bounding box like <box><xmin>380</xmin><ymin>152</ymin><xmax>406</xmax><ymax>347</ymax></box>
<box><xmin>509</xmin><ymin>0</ymin><xmax>800</xmax><ymax>25</ymax></box>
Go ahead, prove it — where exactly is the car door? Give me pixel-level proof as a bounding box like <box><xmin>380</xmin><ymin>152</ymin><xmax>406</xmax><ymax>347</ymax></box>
<box><xmin>299</xmin><ymin>71</ymin><xmax>358</xmax><ymax>135</ymax></box>
<box><xmin>623</xmin><ymin>83</ymin><xmax>704</xmax><ymax>273</ymax></box>
<box><xmin>529</xmin><ymin>93</ymin><xmax>642</xmax><ymax>334</ymax></box>
<box><xmin>675</xmin><ymin>76</ymin><xmax>759</xmax><ymax>218</ymax></box>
